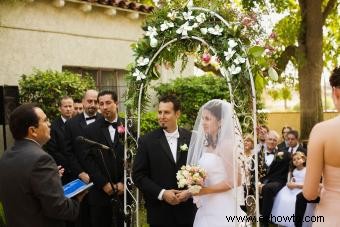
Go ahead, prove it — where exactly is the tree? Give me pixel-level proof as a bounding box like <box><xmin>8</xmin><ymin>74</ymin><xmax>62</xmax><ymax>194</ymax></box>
<box><xmin>243</xmin><ymin>0</ymin><xmax>339</xmax><ymax>140</ymax></box>
<box><xmin>19</xmin><ymin>69</ymin><xmax>95</xmax><ymax>119</ymax></box>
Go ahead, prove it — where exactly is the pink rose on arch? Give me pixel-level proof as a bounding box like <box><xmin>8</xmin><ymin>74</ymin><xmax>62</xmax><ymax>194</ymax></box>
<box><xmin>117</xmin><ymin>125</ymin><xmax>125</xmax><ymax>134</ymax></box>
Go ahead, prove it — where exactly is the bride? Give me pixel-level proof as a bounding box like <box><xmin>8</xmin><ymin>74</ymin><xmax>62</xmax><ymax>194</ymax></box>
<box><xmin>187</xmin><ymin>99</ymin><xmax>246</xmax><ymax>227</ymax></box>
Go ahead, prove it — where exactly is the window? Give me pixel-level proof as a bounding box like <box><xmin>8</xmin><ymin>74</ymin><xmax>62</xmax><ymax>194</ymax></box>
<box><xmin>62</xmin><ymin>66</ymin><xmax>127</xmax><ymax>112</ymax></box>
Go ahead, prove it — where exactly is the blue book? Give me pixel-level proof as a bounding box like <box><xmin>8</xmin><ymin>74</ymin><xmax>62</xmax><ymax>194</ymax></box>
<box><xmin>63</xmin><ymin>179</ymin><xmax>94</xmax><ymax>198</ymax></box>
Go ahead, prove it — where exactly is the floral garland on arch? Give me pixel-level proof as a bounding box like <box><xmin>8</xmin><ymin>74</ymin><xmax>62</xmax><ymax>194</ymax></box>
<box><xmin>125</xmin><ymin>4</ymin><xmax>272</xmax><ymax>112</ymax></box>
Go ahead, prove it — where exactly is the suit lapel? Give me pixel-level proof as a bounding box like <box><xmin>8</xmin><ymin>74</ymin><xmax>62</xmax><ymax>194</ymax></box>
<box><xmin>79</xmin><ymin>114</ymin><xmax>87</xmax><ymax>129</ymax></box>
<box><xmin>101</xmin><ymin>123</ymin><xmax>114</xmax><ymax>148</ymax></box>
<box><xmin>176</xmin><ymin>128</ymin><xmax>187</xmax><ymax>164</ymax></box>
<box><xmin>158</xmin><ymin>130</ymin><xmax>176</xmax><ymax>164</ymax></box>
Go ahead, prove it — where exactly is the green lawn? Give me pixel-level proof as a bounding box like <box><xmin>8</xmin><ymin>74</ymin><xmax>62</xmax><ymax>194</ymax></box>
<box><xmin>0</xmin><ymin>202</ymin><xmax>6</xmax><ymax>226</ymax></box>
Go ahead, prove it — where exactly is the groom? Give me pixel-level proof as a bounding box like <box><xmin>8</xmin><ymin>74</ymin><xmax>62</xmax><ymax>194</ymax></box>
<box><xmin>132</xmin><ymin>94</ymin><xmax>196</xmax><ymax>227</ymax></box>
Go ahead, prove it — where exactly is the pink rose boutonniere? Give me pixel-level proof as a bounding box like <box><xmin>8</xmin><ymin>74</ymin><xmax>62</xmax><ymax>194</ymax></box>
<box><xmin>117</xmin><ymin>124</ymin><xmax>125</xmax><ymax>134</ymax></box>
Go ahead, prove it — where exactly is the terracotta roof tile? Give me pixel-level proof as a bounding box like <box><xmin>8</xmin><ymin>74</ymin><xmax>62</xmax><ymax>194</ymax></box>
<box><xmin>81</xmin><ymin>0</ymin><xmax>154</xmax><ymax>13</ymax></box>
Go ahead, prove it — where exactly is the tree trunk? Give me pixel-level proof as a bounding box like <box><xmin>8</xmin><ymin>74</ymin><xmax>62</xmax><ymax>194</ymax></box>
<box><xmin>298</xmin><ymin>0</ymin><xmax>324</xmax><ymax>141</ymax></box>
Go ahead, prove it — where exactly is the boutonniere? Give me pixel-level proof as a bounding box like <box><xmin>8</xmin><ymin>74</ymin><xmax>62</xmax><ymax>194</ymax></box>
<box><xmin>276</xmin><ymin>151</ymin><xmax>284</xmax><ymax>160</ymax></box>
<box><xmin>117</xmin><ymin>124</ymin><xmax>125</xmax><ymax>134</ymax></box>
<box><xmin>180</xmin><ymin>143</ymin><xmax>189</xmax><ymax>152</ymax></box>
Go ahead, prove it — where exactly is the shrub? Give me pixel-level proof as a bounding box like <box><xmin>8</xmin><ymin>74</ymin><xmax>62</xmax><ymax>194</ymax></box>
<box><xmin>19</xmin><ymin>69</ymin><xmax>95</xmax><ymax>120</ymax></box>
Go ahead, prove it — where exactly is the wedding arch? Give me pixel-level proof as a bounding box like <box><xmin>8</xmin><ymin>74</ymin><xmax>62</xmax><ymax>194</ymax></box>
<box><xmin>122</xmin><ymin>2</ymin><xmax>266</xmax><ymax>226</ymax></box>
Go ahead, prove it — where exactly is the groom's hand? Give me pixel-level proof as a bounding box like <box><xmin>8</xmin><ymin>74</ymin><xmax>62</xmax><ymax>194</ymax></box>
<box><xmin>162</xmin><ymin>189</ymin><xmax>180</xmax><ymax>205</ymax></box>
<box><xmin>176</xmin><ymin>190</ymin><xmax>191</xmax><ymax>202</ymax></box>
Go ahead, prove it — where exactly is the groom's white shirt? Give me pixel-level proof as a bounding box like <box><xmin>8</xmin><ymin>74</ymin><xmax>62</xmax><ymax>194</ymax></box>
<box><xmin>158</xmin><ymin>127</ymin><xmax>179</xmax><ymax>200</ymax></box>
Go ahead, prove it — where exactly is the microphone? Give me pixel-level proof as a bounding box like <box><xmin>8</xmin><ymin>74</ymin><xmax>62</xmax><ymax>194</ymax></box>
<box><xmin>76</xmin><ymin>136</ymin><xmax>110</xmax><ymax>150</ymax></box>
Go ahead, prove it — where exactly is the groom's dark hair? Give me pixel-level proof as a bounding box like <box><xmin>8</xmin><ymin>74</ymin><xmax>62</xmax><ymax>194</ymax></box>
<box><xmin>159</xmin><ymin>94</ymin><xmax>181</xmax><ymax>112</ymax></box>
<box><xmin>330</xmin><ymin>67</ymin><xmax>340</xmax><ymax>87</ymax></box>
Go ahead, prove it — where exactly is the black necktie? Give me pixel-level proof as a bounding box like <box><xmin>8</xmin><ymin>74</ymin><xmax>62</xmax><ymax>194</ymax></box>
<box><xmin>105</xmin><ymin>121</ymin><xmax>118</xmax><ymax>129</ymax></box>
<box><xmin>85</xmin><ymin>116</ymin><xmax>96</xmax><ymax>121</ymax></box>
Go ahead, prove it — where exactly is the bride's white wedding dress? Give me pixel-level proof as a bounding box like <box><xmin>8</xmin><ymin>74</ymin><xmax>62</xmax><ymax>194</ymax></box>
<box><xmin>194</xmin><ymin>152</ymin><xmax>246</xmax><ymax>227</ymax></box>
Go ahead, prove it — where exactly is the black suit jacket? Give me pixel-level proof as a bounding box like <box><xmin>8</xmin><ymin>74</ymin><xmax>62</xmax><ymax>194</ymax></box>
<box><xmin>259</xmin><ymin>149</ymin><xmax>291</xmax><ymax>184</ymax></box>
<box><xmin>64</xmin><ymin>113</ymin><xmax>101</xmax><ymax>178</ymax></box>
<box><xmin>132</xmin><ymin>128</ymin><xmax>196</xmax><ymax>226</ymax></box>
<box><xmin>277</xmin><ymin>141</ymin><xmax>288</xmax><ymax>151</ymax></box>
<box><xmin>83</xmin><ymin>116</ymin><xmax>125</xmax><ymax>206</ymax></box>
<box><xmin>0</xmin><ymin>140</ymin><xmax>79</xmax><ymax>227</ymax></box>
<box><xmin>285</xmin><ymin>144</ymin><xmax>307</xmax><ymax>156</ymax></box>
<box><xmin>44</xmin><ymin>117</ymin><xmax>71</xmax><ymax>183</ymax></box>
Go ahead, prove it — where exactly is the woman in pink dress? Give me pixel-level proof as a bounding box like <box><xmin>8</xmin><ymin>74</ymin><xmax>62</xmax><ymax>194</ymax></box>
<box><xmin>303</xmin><ymin>67</ymin><xmax>340</xmax><ymax>226</ymax></box>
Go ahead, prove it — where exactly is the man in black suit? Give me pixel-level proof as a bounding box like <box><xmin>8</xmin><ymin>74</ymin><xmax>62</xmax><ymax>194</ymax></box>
<box><xmin>277</xmin><ymin>126</ymin><xmax>292</xmax><ymax>151</ymax></box>
<box><xmin>64</xmin><ymin>89</ymin><xmax>100</xmax><ymax>227</ymax></box>
<box><xmin>258</xmin><ymin>130</ymin><xmax>291</xmax><ymax>227</ymax></box>
<box><xmin>133</xmin><ymin>94</ymin><xmax>196</xmax><ymax>227</ymax></box>
<box><xmin>0</xmin><ymin>104</ymin><xmax>83</xmax><ymax>227</ymax></box>
<box><xmin>285</xmin><ymin>130</ymin><xmax>307</xmax><ymax>155</ymax></box>
<box><xmin>45</xmin><ymin>96</ymin><xmax>74</xmax><ymax>184</ymax></box>
<box><xmin>82</xmin><ymin>90</ymin><xmax>125</xmax><ymax>227</ymax></box>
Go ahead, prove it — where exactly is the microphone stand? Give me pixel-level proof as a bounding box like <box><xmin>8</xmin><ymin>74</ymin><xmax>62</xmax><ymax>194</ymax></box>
<box><xmin>96</xmin><ymin>146</ymin><xmax>130</xmax><ymax>227</ymax></box>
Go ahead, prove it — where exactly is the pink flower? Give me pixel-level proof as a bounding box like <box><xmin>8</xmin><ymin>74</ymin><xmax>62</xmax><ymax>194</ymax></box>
<box><xmin>202</xmin><ymin>52</ymin><xmax>211</xmax><ymax>64</ymax></box>
<box><xmin>117</xmin><ymin>125</ymin><xmax>125</xmax><ymax>134</ymax></box>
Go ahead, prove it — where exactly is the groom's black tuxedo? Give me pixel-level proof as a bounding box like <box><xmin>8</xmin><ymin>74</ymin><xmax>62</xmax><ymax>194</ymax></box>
<box><xmin>132</xmin><ymin>128</ymin><xmax>196</xmax><ymax>226</ymax></box>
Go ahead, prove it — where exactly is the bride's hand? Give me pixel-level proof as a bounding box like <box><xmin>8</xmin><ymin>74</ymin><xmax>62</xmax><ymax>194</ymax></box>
<box><xmin>176</xmin><ymin>190</ymin><xmax>192</xmax><ymax>202</ymax></box>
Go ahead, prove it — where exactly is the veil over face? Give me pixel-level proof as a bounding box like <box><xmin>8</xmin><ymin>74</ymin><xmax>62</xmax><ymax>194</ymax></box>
<box><xmin>187</xmin><ymin>99</ymin><xmax>244</xmax><ymax>188</ymax></box>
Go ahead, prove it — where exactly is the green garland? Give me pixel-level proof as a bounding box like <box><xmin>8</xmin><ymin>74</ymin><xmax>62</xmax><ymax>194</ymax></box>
<box><xmin>125</xmin><ymin>3</ymin><xmax>268</xmax><ymax>115</ymax></box>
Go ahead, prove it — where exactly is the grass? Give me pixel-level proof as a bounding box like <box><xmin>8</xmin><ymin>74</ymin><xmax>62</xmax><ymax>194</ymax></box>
<box><xmin>0</xmin><ymin>202</ymin><xmax>6</xmax><ymax>227</ymax></box>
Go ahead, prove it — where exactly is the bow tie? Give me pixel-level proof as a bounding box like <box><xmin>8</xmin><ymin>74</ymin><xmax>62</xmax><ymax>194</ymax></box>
<box><xmin>105</xmin><ymin>121</ymin><xmax>118</xmax><ymax>129</ymax></box>
<box><xmin>85</xmin><ymin>116</ymin><xmax>96</xmax><ymax>121</ymax></box>
<box><xmin>266</xmin><ymin>150</ymin><xmax>275</xmax><ymax>155</ymax></box>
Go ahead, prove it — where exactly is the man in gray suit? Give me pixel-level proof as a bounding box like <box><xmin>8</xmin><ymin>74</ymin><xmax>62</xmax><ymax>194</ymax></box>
<box><xmin>0</xmin><ymin>103</ymin><xmax>83</xmax><ymax>227</ymax></box>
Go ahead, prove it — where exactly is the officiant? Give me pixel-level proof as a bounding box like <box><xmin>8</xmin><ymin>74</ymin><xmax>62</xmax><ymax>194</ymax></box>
<box><xmin>0</xmin><ymin>103</ymin><xmax>84</xmax><ymax>227</ymax></box>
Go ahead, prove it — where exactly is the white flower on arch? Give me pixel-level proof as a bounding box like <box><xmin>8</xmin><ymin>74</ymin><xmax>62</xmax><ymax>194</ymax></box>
<box><xmin>137</xmin><ymin>57</ymin><xmax>150</xmax><ymax>66</ymax></box>
<box><xmin>208</xmin><ymin>25</ymin><xmax>223</xmax><ymax>36</ymax></box>
<box><xmin>145</xmin><ymin>26</ymin><xmax>158</xmax><ymax>37</ymax></box>
<box><xmin>160</xmin><ymin>21</ymin><xmax>175</xmax><ymax>31</ymax></box>
<box><xmin>176</xmin><ymin>21</ymin><xmax>193</xmax><ymax>36</ymax></box>
<box><xmin>132</xmin><ymin>69</ymin><xmax>146</xmax><ymax>81</ymax></box>
<box><xmin>228</xmin><ymin>64</ymin><xmax>241</xmax><ymax>75</ymax></box>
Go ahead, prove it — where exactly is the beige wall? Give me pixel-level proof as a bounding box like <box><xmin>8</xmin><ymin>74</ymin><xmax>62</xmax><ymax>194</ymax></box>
<box><xmin>0</xmin><ymin>0</ymin><xmax>146</xmax><ymax>85</ymax></box>
<box><xmin>267</xmin><ymin>111</ymin><xmax>339</xmax><ymax>136</ymax></box>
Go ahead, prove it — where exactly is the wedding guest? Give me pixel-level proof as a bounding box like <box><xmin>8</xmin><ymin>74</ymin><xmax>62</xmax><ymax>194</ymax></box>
<box><xmin>271</xmin><ymin>152</ymin><xmax>306</xmax><ymax>226</ymax></box>
<box><xmin>277</xmin><ymin>126</ymin><xmax>292</xmax><ymax>151</ymax></box>
<box><xmin>240</xmin><ymin>134</ymin><xmax>255</xmax><ymax>216</ymax></box>
<box><xmin>255</xmin><ymin>124</ymin><xmax>269</xmax><ymax>154</ymax></box>
<box><xmin>285</xmin><ymin>130</ymin><xmax>307</xmax><ymax>155</ymax></box>
<box><xmin>0</xmin><ymin>104</ymin><xmax>83</xmax><ymax>227</ymax></box>
<box><xmin>303</xmin><ymin>67</ymin><xmax>340</xmax><ymax>226</ymax></box>
<box><xmin>258</xmin><ymin>130</ymin><xmax>291</xmax><ymax>227</ymax></box>
<box><xmin>132</xmin><ymin>94</ymin><xmax>196</xmax><ymax>227</ymax></box>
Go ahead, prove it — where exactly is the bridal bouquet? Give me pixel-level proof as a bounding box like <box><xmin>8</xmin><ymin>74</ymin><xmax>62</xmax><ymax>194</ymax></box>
<box><xmin>176</xmin><ymin>165</ymin><xmax>207</xmax><ymax>194</ymax></box>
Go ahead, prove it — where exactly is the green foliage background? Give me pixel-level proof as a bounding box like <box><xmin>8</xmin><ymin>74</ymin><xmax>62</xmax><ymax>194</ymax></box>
<box><xmin>19</xmin><ymin>69</ymin><xmax>96</xmax><ymax>120</ymax></box>
<box><xmin>153</xmin><ymin>74</ymin><xmax>266</xmax><ymax>133</ymax></box>
<box><xmin>0</xmin><ymin>202</ymin><xmax>5</xmax><ymax>226</ymax></box>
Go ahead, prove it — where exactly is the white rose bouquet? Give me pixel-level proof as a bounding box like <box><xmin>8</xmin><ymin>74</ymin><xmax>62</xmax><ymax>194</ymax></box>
<box><xmin>176</xmin><ymin>165</ymin><xmax>207</xmax><ymax>194</ymax></box>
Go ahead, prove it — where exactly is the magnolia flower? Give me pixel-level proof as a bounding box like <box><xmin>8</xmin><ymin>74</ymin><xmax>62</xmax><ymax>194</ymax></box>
<box><xmin>160</xmin><ymin>21</ymin><xmax>174</xmax><ymax>31</ymax></box>
<box><xmin>182</xmin><ymin>11</ymin><xmax>195</xmax><ymax>20</ymax></box>
<box><xmin>208</xmin><ymin>25</ymin><xmax>223</xmax><ymax>36</ymax></box>
<box><xmin>150</xmin><ymin>37</ymin><xmax>158</xmax><ymax>48</ymax></box>
<box><xmin>224</xmin><ymin>48</ymin><xmax>236</xmax><ymax>61</ymax></box>
<box><xmin>145</xmin><ymin>26</ymin><xmax>158</xmax><ymax>37</ymax></box>
<box><xmin>228</xmin><ymin>39</ymin><xmax>238</xmax><ymax>49</ymax></box>
<box><xmin>132</xmin><ymin>69</ymin><xmax>146</xmax><ymax>81</ymax></box>
<box><xmin>200</xmin><ymin>27</ymin><xmax>208</xmax><ymax>35</ymax></box>
<box><xmin>228</xmin><ymin>64</ymin><xmax>241</xmax><ymax>75</ymax></box>
<box><xmin>233</xmin><ymin>55</ymin><xmax>246</xmax><ymax>65</ymax></box>
<box><xmin>195</xmin><ymin>13</ymin><xmax>206</xmax><ymax>23</ymax></box>
<box><xmin>176</xmin><ymin>21</ymin><xmax>193</xmax><ymax>36</ymax></box>
<box><xmin>167</xmin><ymin>10</ymin><xmax>178</xmax><ymax>20</ymax></box>
<box><xmin>137</xmin><ymin>56</ymin><xmax>150</xmax><ymax>66</ymax></box>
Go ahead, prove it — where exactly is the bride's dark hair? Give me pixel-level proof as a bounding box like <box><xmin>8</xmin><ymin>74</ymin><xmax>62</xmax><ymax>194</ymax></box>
<box><xmin>203</xmin><ymin>102</ymin><xmax>222</xmax><ymax>149</ymax></box>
